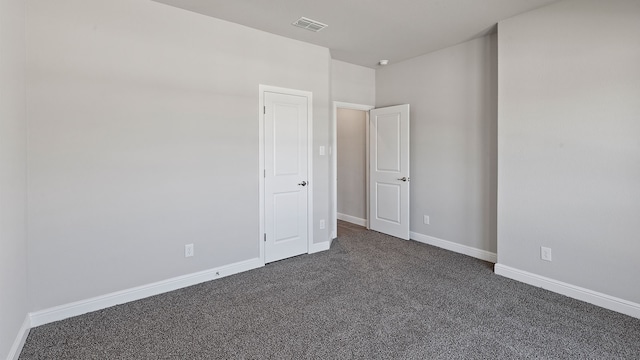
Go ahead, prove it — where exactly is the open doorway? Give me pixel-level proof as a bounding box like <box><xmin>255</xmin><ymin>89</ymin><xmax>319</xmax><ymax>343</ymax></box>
<box><xmin>331</xmin><ymin>102</ymin><xmax>374</xmax><ymax>239</ymax></box>
<box><xmin>337</xmin><ymin>108</ymin><xmax>367</xmax><ymax>231</ymax></box>
<box><xmin>331</xmin><ymin>102</ymin><xmax>411</xmax><ymax>241</ymax></box>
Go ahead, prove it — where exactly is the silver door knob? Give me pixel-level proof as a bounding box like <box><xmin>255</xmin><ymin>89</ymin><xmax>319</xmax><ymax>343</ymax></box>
<box><xmin>397</xmin><ymin>177</ymin><xmax>409</xmax><ymax>182</ymax></box>
<box><xmin>298</xmin><ymin>181</ymin><xmax>307</xmax><ymax>186</ymax></box>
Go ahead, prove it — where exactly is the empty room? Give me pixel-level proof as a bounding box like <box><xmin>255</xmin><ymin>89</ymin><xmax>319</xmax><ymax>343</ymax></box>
<box><xmin>1</xmin><ymin>0</ymin><xmax>639</xmax><ymax>358</ymax></box>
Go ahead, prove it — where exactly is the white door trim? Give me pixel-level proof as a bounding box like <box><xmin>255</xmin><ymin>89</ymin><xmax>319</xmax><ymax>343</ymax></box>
<box><xmin>259</xmin><ymin>85</ymin><xmax>314</xmax><ymax>264</ymax></box>
<box><xmin>331</xmin><ymin>101</ymin><xmax>374</xmax><ymax>239</ymax></box>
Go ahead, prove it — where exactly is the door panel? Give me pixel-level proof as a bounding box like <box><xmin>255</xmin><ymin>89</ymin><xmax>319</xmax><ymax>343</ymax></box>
<box><xmin>369</xmin><ymin>104</ymin><xmax>410</xmax><ymax>240</ymax></box>
<box><xmin>376</xmin><ymin>115</ymin><xmax>401</xmax><ymax>171</ymax></box>
<box><xmin>274</xmin><ymin>105</ymin><xmax>300</xmax><ymax>175</ymax></box>
<box><xmin>376</xmin><ymin>183</ymin><xmax>401</xmax><ymax>223</ymax></box>
<box><xmin>264</xmin><ymin>92</ymin><xmax>308</xmax><ymax>263</ymax></box>
<box><xmin>274</xmin><ymin>192</ymin><xmax>300</xmax><ymax>241</ymax></box>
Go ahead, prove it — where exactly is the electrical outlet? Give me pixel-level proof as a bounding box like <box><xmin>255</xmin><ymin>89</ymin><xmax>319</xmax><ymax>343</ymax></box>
<box><xmin>319</xmin><ymin>219</ymin><xmax>325</xmax><ymax>230</ymax></box>
<box><xmin>319</xmin><ymin>146</ymin><xmax>325</xmax><ymax>156</ymax></box>
<box><xmin>185</xmin><ymin>244</ymin><xmax>194</xmax><ymax>258</ymax></box>
<box><xmin>541</xmin><ymin>246</ymin><xmax>552</xmax><ymax>261</ymax></box>
<box><xmin>423</xmin><ymin>215</ymin><xmax>430</xmax><ymax>225</ymax></box>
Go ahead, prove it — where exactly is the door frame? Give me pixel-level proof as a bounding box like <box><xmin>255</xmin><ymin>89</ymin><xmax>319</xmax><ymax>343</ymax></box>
<box><xmin>259</xmin><ymin>85</ymin><xmax>314</xmax><ymax>264</ymax></box>
<box><xmin>331</xmin><ymin>101</ymin><xmax>375</xmax><ymax>239</ymax></box>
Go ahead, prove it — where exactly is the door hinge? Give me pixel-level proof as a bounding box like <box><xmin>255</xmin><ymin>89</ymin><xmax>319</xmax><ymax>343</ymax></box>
<box><xmin>264</xmin><ymin>169</ymin><xmax>266</xmax><ymax>178</ymax></box>
<box><xmin>263</xmin><ymin>106</ymin><xmax>266</xmax><ymax>114</ymax></box>
<box><xmin>264</xmin><ymin>233</ymin><xmax>267</xmax><ymax>242</ymax></box>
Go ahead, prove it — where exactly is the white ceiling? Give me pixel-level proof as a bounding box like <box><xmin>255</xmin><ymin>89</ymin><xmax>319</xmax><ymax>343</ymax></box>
<box><xmin>153</xmin><ymin>0</ymin><xmax>559</xmax><ymax>68</ymax></box>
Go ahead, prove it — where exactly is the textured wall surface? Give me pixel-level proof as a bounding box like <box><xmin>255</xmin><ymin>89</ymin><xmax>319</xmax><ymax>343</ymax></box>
<box><xmin>497</xmin><ymin>0</ymin><xmax>640</xmax><ymax>303</ymax></box>
<box><xmin>331</xmin><ymin>60</ymin><xmax>375</xmax><ymax>106</ymax></box>
<box><xmin>0</xmin><ymin>0</ymin><xmax>28</xmax><ymax>357</ymax></box>
<box><xmin>26</xmin><ymin>0</ymin><xmax>331</xmax><ymax>311</ymax></box>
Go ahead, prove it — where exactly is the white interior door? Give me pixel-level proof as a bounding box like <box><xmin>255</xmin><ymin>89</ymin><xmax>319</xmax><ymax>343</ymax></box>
<box><xmin>264</xmin><ymin>91</ymin><xmax>309</xmax><ymax>263</ymax></box>
<box><xmin>369</xmin><ymin>104</ymin><xmax>410</xmax><ymax>240</ymax></box>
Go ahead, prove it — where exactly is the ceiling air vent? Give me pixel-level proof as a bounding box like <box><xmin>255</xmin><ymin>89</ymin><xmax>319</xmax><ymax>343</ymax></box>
<box><xmin>292</xmin><ymin>17</ymin><xmax>328</xmax><ymax>32</ymax></box>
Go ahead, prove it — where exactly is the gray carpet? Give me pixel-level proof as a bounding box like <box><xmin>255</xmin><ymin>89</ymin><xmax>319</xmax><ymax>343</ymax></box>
<box><xmin>19</xmin><ymin>229</ymin><xmax>640</xmax><ymax>359</ymax></box>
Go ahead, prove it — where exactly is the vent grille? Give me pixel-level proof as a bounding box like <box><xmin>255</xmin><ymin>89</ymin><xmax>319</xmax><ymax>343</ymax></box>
<box><xmin>292</xmin><ymin>17</ymin><xmax>328</xmax><ymax>32</ymax></box>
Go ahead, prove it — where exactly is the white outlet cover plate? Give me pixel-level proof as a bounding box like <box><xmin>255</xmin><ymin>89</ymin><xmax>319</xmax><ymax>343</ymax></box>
<box><xmin>185</xmin><ymin>244</ymin><xmax>194</xmax><ymax>257</ymax></box>
<box><xmin>541</xmin><ymin>246</ymin><xmax>552</xmax><ymax>261</ymax></box>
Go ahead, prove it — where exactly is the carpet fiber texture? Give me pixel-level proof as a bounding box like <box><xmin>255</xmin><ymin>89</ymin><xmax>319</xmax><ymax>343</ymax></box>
<box><xmin>19</xmin><ymin>229</ymin><xmax>640</xmax><ymax>359</ymax></box>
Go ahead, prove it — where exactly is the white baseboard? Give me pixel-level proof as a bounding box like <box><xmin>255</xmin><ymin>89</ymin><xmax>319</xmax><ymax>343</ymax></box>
<box><xmin>410</xmin><ymin>231</ymin><xmax>497</xmax><ymax>263</ymax></box>
<box><xmin>495</xmin><ymin>264</ymin><xmax>640</xmax><ymax>319</ymax></box>
<box><xmin>7</xmin><ymin>315</ymin><xmax>30</xmax><ymax>360</ymax></box>
<box><xmin>337</xmin><ymin>213</ymin><xmax>367</xmax><ymax>227</ymax></box>
<box><xmin>29</xmin><ymin>258</ymin><xmax>263</xmax><ymax>327</ymax></box>
<box><xmin>309</xmin><ymin>240</ymin><xmax>331</xmax><ymax>254</ymax></box>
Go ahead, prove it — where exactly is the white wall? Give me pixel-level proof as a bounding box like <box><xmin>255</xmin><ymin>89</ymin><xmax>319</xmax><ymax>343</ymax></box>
<box><xmin>331</xmin><ymin>60</ymin><xmax>375</xmax><ymax>106</ymax></box>
<box><xmin>376</xmin><ymin>35</ymin><xmax>498</xmax><ymax>253</ymax></box>
<box><xmin>0</xmin><ymin>0</ymin><xmax>28</xmax><ymax>357</ymax></box>
<box><xmin>497</xmin><ymin>0</ymin><xmax>640</xmax><ymax>304</ymax></box>
<box><xmin>337</xmin><ymin>109</ymin><xmax>367</xmax><ymax>220</ymax></box>
<box><xmin>26</xmin><ymin>0</ymin><xmax>331</xmax><ymax>311</ymax></box>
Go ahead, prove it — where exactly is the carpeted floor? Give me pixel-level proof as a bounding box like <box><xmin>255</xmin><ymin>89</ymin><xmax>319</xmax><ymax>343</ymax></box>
<box><xmin>19</xmin><ymin>227</ymin><xmax>640</xmax><ymax>359</ymax></box>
